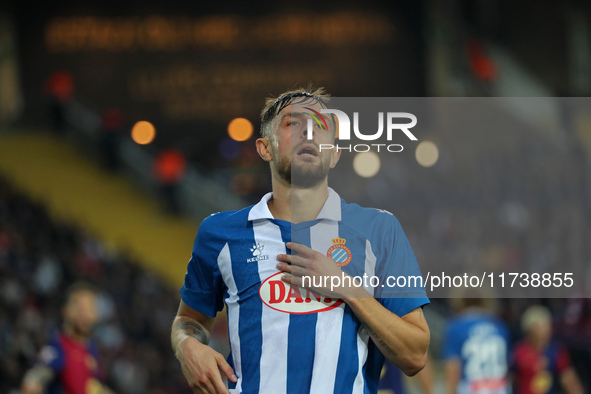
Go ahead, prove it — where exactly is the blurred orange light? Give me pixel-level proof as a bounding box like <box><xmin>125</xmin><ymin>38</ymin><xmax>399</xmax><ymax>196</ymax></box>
<box><xmin>131</xmin><ymin>121</ymin><xmax>156</xmax><ymax>145</ymax></box>
<box><xmin>228</xmin><ymin>118</ymin><xmax>253</xmax><ymax>142</ymax></box>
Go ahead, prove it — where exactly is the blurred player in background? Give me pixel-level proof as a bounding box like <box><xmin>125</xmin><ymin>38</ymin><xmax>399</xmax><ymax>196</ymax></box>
<box><xmin>442</xmin><ymin>297</ymin><xmax>510</xmax><ymax>394</ymax></box>
<box><xmin>171</xmin><ymin>86</ymin><xmax>430</xmax><ymax>393</ymax></box>
<box><xmin>378</xmin><ymin>356</ymin><xmax>434</xmax><ymax>394</ymax></box>
<box><xmin>21</xmin><ymin>282</ymin><xmax>113</xmax><ymax>394</ymax></box>
<box><xmin>512</xmin><ymin>305</ymin><xmax>583</xmax><ymax>394</ymax></box>
<box><xmin>378</xmin><ymin>361</ymin><xmax>407</xmax><ymax>394</ymax></box>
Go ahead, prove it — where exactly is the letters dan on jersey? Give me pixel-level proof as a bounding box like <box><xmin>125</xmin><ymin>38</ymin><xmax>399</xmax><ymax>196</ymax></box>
<box><xmin>259</xmin><ymin>272</ymin><xmax>343</xmax><ymax>314</ymax></box>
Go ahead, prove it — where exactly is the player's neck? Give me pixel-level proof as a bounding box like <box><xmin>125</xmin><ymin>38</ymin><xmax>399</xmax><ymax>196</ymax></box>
<box><xmin>63</xmin><ymin>323</ymin><xmax>89</xmax><ymax>344</ymax></box>
<box><xmin>268</xmin><ymin>179</ymin><xmax>329</xmax><ymax>224</ymax></box>
<box><xmin>527</xmin><ymin>336</ymin><xmax>548</xmax><ymax>350</ymax></box>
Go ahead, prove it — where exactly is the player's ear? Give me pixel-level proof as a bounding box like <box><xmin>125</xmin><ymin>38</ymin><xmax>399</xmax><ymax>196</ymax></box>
<box><xmin>256</xmin><ymin>138</ymin><xmax>273</xmax><ymax>162</ymax></box>
<box><xmin>329</xmin><ymin>146</ymin><xmax>341</xmax><ymax>168</ymax></box>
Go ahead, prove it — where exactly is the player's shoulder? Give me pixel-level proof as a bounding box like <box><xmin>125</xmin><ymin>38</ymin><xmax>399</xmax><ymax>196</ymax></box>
<box><xmin>476</xmin><ymin>312</ymin><xmax>509</xmax><ymax>331</ymax></box>
<box><xmin>37</xmin><ymin>331</ymin><xmax>65</xmax><ymax>367</ymax></box>
<box><xmin>86</xmin><ymin>339</ymin><xmax>100</xmax><ymax>357</ymax></box>
<box><xmin>341</xmin><ymin>199</ymin><xmax>403</xmax><ymax>232</ymax></box>
<box><xmin>48</xmin><ymin>331</ymin><xmax>66</xmax><ymax>349</ymax></box>
<box><xmin>198</xmin><ymin>205</ymin><xmax>254</xmax><ymax>231</ymax></box>
<box><xmin>452</xmin><ymin>312</ymin><xmax>509</xmax><ymax>337</ymax></box>
<box><xmin>445</xmin><ymin>314</ymin><xmax>467</xmax><ymax>332</ymax></box>
<box><xmin>546</xmin><ymin>339</ymin><xmax>566</xmax><ymax>355</ymax></box>
<box><xmin>446</xmin><ymin>312</ymin><xmax>480</xmax><ymax>330</ymax></box>
<box><xmin>193</xmin><ymin>205</ymin><xmax>257</xmax><ymax>250</ymax></box>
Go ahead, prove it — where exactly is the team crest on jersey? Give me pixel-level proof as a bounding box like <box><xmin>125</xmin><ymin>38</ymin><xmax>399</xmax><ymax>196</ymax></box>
<box><xmin>326</xmin><ymin>238</ymin><xmax>352</xmax><ymax>267</ymax></box>
<box><xmin>259</xmin><ymin>272</ymin><xmax>343</xmax><ymax>314</ymax></box>
<box><xmin>247</xmin><ymin>243</ymin><xmax>269</xmax><ymax>263</ymax></box>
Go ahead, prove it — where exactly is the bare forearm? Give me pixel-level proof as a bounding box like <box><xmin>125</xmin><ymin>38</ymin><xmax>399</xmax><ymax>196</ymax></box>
<box><xmin>561</xmin><ymin>368</ymin><xmax>584</xmax><ymax>394</ymax></box>
<box><xmin>345</xmin><ymin>296</ymin><xmax>429</xmax><ymax>375</ymax></box>
<box><xmin>445</xmin><ymin>360</ymin><xmax>461</xmax><ymax>394</ymax></box>
<box><xmin>171</xmin><ymin>315</ymin><xmax>211</xmax><ymax>357</ymax></box>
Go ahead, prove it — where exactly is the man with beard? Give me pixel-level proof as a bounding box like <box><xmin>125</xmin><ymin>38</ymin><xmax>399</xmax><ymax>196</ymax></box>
<box><xmin>171</xmin><ymin>87</ymin><xmax>430</xmax><ymax>394</ymax></box>
<box><xmin>21</xmin><ymin>282</ymin><xmax>113</xmax><ymax>394</ymax></box>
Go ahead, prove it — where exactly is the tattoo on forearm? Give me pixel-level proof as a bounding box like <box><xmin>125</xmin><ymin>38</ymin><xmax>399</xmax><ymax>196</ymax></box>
<box><xmin>179</xmin><ymin>320</ymin><xmax>210</xmax><ymax>345</ymax></box>
<box><xmin>362</xmin><ymin>322</ymin><xmax>398</xmax><ymax>358</ymax></box>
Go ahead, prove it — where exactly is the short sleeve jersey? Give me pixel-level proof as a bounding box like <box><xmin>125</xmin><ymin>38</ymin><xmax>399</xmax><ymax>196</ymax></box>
<box><xmin>512</xmin><ymin>340</ymin><xmax>572</xmax><ymax>394</ymax></box>
<box><xmin>181</xmin><ymin>188</ymin><xmax>429</xmax><ymax>394</ymax></box>
<box><xmin>443</xmin><ymin>311</ymin><xmax>510</xmax><ymax>394</ymax></box>
<box><xmin>36</xmin><ymin>332</ymin><xmax>103</xmax><ymax>394</ymax></box>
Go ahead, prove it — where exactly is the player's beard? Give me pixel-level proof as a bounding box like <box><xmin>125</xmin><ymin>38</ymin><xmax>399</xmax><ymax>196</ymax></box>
<box><xmin>274</xmin><ymin>146</ymin><xmax>331</xmax><ymax>188</ymax></box>
<box><xmin>76</xmin><ymin>321</ymin><xmax>94</xmax><ymax>338</ymax></box>
<box><xmin>63</xmin><ymin>319</ymin><xmax>93</xmax><ymax>340</ymax></box>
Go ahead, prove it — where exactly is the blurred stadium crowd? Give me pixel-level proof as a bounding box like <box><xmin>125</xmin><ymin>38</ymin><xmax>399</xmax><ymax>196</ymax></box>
<box><xmin>400</xmin><ymin>106</ymin><xmax>589</xmax><ymax>294</ymax></box>
<box><xmin>0</xmin><ymin>176</ymin><xmax>192</xmax><ymax>393</ymax></box>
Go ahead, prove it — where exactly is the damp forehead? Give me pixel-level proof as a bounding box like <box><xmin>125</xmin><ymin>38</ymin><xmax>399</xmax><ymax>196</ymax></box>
<box><xmin>268</xmin><ymin>100</ymin><xmax>323</xmax><ymax>132</ymax></box>
<box><xmin>265</xmin><ymin>95</ymin><xmax>332</xmax><ymax>142</ymax></box>
<box><xmin>275</xmin><ymin>96</ymin><xmax>326</xmax><ymax>118</ymax></box>
<box><xmin>276</xmin><ymin>99</ymin><xmax>336</xmax><ymax>134</ymax></box>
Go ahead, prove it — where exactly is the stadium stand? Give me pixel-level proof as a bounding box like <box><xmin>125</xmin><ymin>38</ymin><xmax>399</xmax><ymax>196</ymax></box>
<box><xmin>0</xmin><ymin>174</ymin><xmax>196</xmax><ymax>393</ymax></box>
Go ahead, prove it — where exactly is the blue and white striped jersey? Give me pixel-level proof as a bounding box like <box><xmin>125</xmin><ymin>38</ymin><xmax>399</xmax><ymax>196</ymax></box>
<box><xmin>180</xmin><ymin>188</ymin><xmax>429</xmax><ymax>394</ymax></box>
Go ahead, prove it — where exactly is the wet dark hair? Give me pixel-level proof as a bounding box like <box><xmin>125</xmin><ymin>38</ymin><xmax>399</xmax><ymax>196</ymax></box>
<box><xmin>259</xmin><ymin>86</ymin><xmax>330</xmax><ymax>139</ymax></box>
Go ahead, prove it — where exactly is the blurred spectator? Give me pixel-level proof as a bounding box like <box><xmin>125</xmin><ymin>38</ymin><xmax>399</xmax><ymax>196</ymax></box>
<box><xmin>152</xmin><ymin>149</ymin><xmax>187</xmax><ymax>215</ymax></box>
<box><xmin>442</xmin><ymin>297</ymin><xmax>510</xmax><ymax>394</ymax></box>
<box><xmin>44</xmin><ymin>71</ymin><xmax>74</xmax><ymax>134</ymax></box>
<box><xmin>0</xmin><ymin>176</ymin><xmax>193</xmax><ymax>393</ymax></box>
<box><xmin>466</xmin><ymin>39</ymin><xmax>497</xmax><ymax>95</ymax></box>
<box><xmin>512</xmin><ymin>305</ymin><xmax>583</xmax><ymax>394</ymax></box>
<box><xmin>99</xmin><ymin>109</ymin><xmax>125</xmax><ymax>171</ymax></box>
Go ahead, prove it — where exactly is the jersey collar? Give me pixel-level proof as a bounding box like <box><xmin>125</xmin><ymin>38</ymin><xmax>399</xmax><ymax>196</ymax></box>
<box><xmin>248</xmin><ymin>187</ymin><xmax>342</xmax><ymax>221</ymax></box>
